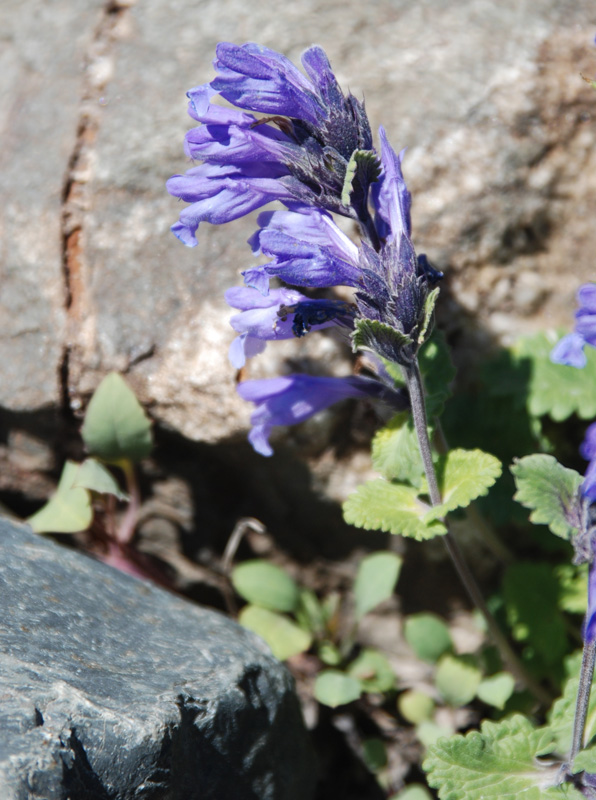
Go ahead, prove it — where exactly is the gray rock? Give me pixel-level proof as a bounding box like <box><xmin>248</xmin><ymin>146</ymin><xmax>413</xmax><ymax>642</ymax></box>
<box><xmin>0</xmin><ymin>518</ymin><xmax>316</xmax><ymax>799</ymax></box>
<box><xmin>2</xmin><ymin>0</ymin><xmax>596</xmax><ymax>443</ymax></box>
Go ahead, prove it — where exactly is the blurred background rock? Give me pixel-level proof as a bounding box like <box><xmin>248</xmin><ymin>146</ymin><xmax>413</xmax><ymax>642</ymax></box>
<box><xmin>1</xmin><ymin>0</ymin><xmax>595</xmax><ymax>556</ymax></box>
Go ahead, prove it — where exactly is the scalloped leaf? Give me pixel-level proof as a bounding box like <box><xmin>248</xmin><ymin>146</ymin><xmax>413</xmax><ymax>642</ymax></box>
<box><xmin>81</xmin><ymin>372</ymin><xmax>153</xmax><ymax>463</ymax></box>
<box><xmin>424</xmin><ymin>449</ymin><xmax>502</xmax><ymax>521</ymax></box>
<box><xmin>73</xmin><ymin>458</ymin><xmax>127</xmax><ymax>500</ymax></box>
<box><xmin>238</xmin><ymin>606</ymin><xmax>311</xmax><ymax>660</ymax></box>
<box><xmin>423</xmin><ymin>715</ymin><xmax>581</xmax><ymax>800</ymax></box>
<box><xmin>314</xmin><ymin>670</ymin><xmax>362</xmax><ymax>708</ymax></box>
<box><xmin>354</xmin><ymin>551</ymin><xmax>403</xmax><ymax>621</ymax></box>
<box><xmin>511</xmin><ymin>455</ymin><xmax>583</xmax><ymax>540</ymax></box>
<box><xmin>514</xmin><ymin>332</ymin><xmax>596</xmax><ymax>421</ymax></box>
<box><xmin>352</xmin><ymin>318</ymin><xmax>413</xmax><ymax>363</ymax></box>
<box><xmin>371</xmin><ymin>413</ymin><xmax>425</xmax><ymax>486</ymax></box>
<box><xmin>343</xmin><ymin>479</ymin><xmax>447</xmax><ymax>540</ymax></box>
<box><xmin>28</xmin><ymin>461</ymin><xmax>93</xmax><ymax>534</ymax></box>
<box><xmin>232</xmin><ymin>560</ymin><xmax>300</xmax><ymax>613</ymax></box>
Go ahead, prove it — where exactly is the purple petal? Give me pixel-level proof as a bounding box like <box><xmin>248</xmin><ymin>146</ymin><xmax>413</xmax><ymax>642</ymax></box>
<box><xmin>212</xmin><ymin>42</ymin><xmax>324</xmax><ymax>126</ymax></box>
<box><xmin>580</xmin><ymin>422</ymin><xmax>596</xmax><ymax>462</ymax></box>
<box><xmin>585</xmin><ymin>562</ymin><xmax>596</xmax><ymax>643</ymax></box>
<box><xmin>372</xmin><ymin>126</ymin><xmax>412</xmax><ymax>243</ymax></box>
<box><xmin>184</xmin><ymin>116</ymin><xmax>292</xmax><ymax>163</ymax></box>
<box><xmin>229</xmin><ymin>333</ymin><xmax>266</xmax><ymax>369</ymax></box>
<box><xmin>237</xmin><ymin>374</ymin><xmax>398</xmax><ymax>456</ymax></box>
<box><xmin>578</xmin><ymin>283</ymin><xmax>596</xmax><ymax>313</ymax></box>
<box><xmin>167</xmin><ymin>163</ymin><xmax>291</xmax><ymax>246</ymax></box>
<box><xmin>550</xmin><ymin>332</ymin><xmax>587</xmax><ymax>368</ymax></box>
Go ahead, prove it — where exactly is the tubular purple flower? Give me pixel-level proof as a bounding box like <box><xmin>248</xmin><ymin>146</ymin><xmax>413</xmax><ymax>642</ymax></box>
<box><xmin>225</xmin><ymin>286</ymin><xmax>350</xmax><ymax>368</ymax></box>
<box><xmin>168</xmin><ymin>43</ymin><xmax>376</xmax><ymax>246</ymax></box>
<box><xmin>551</xmin><ymin>284</ymin><xmax>596</xmax><ymax>369</ymax></box>
<box><xmin>244</xmin><ymin>206</ymin><xmax>361</xmax><ymax>294</ymax></box>
<box><xmin>237</xmin><ymin>374</ymin><xmax>407</xmax><ymax>456</ymax></box>
<box><xmin>580</xmin><ymin>422</ymin><xmax>596</xmax><ymax>502</ymax></box>
<box><xmin>585</xmin><ymin>562</ymin><xmax>596</xmax><ymax>644</ymax></box>
<box><xmin>372</xmin><ymin>126</ymin><xmax>412</xmax><ymax>244</ymax></box>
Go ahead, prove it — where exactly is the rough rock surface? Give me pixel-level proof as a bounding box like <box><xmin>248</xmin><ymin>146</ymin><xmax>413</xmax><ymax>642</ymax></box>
<box><xmin>2</xmin><ymin>0</ymin><xmax>596</xmax><ymax>442</ymax></box>
<box><xmin>0</xmin><ymin>518</ymin><xmax>315</xmax><ymax>800</ymax></box>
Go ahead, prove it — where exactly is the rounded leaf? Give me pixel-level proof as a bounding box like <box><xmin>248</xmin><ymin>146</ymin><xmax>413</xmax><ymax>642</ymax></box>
<box><xmin>232</xmin><ymin>560</ymin><xmax>300</xmax><ymax>612</ymax></box>
<box><xmin>404</xmin><ymin>614</ymin><xmax>452</xmax><ymax>663</ymax></box>
<box><xmin>347</xmin><ymin>648</ymin><xmax>396</xmax><ymax>693</ymax></box>
<box><xmin>476</xmin><ymin>673</ymin><xmax>515</xmax><ymax>710</ymax></box>
<box><xmin>238</xmin><ymin>606</ymin><xmax>311</xmax><ymax>660</ymax></box>
<box><xmin>435</xmin><ymin>654</ymin><xmax>482</xmax><ymax>707</ymax></box>
<box><xmin>314</xmin><ymin>671</ymin><xmax>362</xmax><ymax>708</ymax></box>
<box><xmin>398</xmin><ymin>690</ymin><xmax>435</xmax><ymax>724</ymax></box>
<box><xmin>354</xmin><ymin>551</ymin><xmax>402</xmax><ymax>621</ymax></box>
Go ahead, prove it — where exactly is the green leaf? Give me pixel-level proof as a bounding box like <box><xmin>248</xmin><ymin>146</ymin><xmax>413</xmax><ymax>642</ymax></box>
<box><xmin>398</xmin><ymin>690</ymin><xmax>435</xmax><ymax>724</ymax></box>
<box><xmin>424</xmin><ymin>715</ymin><xmax>580</xmax><ymax>800</ymax></box>
<box><xmin>514</xmin><ymin>331</ymin><xmax>596</xmax><ymax>422</ymax></box>
<box><xmin>314</xmin><ymin>670</ymin><xmax>362</xmax><ymax>707</ymax></box>
<box><xmin>417</xmin><ymin>720</ymin><xmax>455</xmax><ymax>749</ymax></box>
<box><xmin>343</xmin><ymin>480</ymin><xmax>447</xmax><ymax>540</ymax></box>
<box><xmin>572</xmin><ymin>745</ymin><xmax>596</xmax><ymax>774</ymax></box>
<box><xmin>28</xmin><ymin>461</ymin><xmax>93</xmax><ymax>534</ymax></box>
<box><xmin>555</xmin><ymin>564</ymin><xmax>588</xmax><ymax>615</ymax></box>
<box><xmin>354</xmin><ymin>551</ymin><xmax>402</xmax><ymax>621</ymax></box>
<box><xmin>232</xmin><ymin>560</ymin><xmax>300</xmax><ymax>613</ymax></box>
<box><xmin>418</xmin><ymin>330</ymin><xmax>456</xmax><ymax>419</ymax></box>
<box><xmin>503</xmin><ymin>562</ymin><xmax>568</xmax><ymax>679</ymax></box>
<box><xmin>295</xmin><ymin>589</ymin><xmax>326</xmax><ymax>635</ymax></box>
<box><xmin>371</xmin><ymin>413</ymin><xmax>425</xmax><ymax>486</ymax></box>
<box><xmin>238</xmin><ymin>605</ymin><xmax>311</xmax><ymax>660</ymax></box>
<box><xmin>341</xmin><ymin>149</ymin><xmax>382</xmax><ymax>206</ymax></box>
<box><xmin>351</xmin><ymin>318</ymin><xmax>413</xmax><ymax>360</ymax></box>
<box><xmin>511</xmin><ymin>455</ymin><xmax>583</xmax><ymax>540</ymax></box>
<box><xmin>81</xmin><ymin>372</ymin><xmax>153</xmax><ymax>463</ymax></box>
<box><xmin>547</xmin><ymin>651</ymin><xmax>596</xmax><ymax>756</ymax></box>
<box><xmin>73</xmin><ymin>458</ymin><xmax>127</xmax><ymax>500</ymax></box>
<box><xmin>476</xmin><ymin>673</ymin><xmax>516</xmax><ymax>710</ymax></box>
<box><xmin>389</xmin><ymin>784</ymin><xmax>433</xmax><ymax>800</ymax></box>
<box><xmin>347</xmin><ymin>648</ymin><xmax>396</xmax><ymax>693</ymax></box>
<box><xmin>404</xmin><ymin>613</ymin><xmax>452</xmax><ymax>663</ymax></box>
<box><xmin>418</xmin><ymin>287</ymin><xmax>440</xmax><ymax>344</ymax></box>
<box><xmin>318</xmin><ymin>641</ymin><xmax>342</xmax><ymax>666</ymax></box>
<box><xmin>424</xmin><ymin>449</ymin><xmax>502</xmax><ymax>521</ymax></box>
<box><xmin>435</xmin><ymin>655</ymin><xmax>482</xmax><ymax>707</ymax></box>
<box><xmin>362</xmin><ymin>738</ymin><xmax>388</xmax><ymax>772</ymax></box>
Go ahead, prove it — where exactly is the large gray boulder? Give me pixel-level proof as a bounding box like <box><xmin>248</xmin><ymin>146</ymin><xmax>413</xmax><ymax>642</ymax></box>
<box><xmin>2</xmin><ymin>0</ymin><xmax>595</xmax><ymax>445</ymax></box>
<box><xmin>0</xmin><ymin>518</ymin><xmax>315</xmax><ymax>799</ymax></box>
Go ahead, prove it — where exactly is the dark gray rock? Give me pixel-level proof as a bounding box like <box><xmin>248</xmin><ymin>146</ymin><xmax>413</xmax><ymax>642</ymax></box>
<box><xmin>0</xmin><ymin>518</ymin><xmax>316</xmax><ymax>800</ymax></box>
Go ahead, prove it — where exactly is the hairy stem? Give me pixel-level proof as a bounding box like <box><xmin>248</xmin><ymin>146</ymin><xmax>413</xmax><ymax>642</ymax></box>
<box><xmin>404</xmin><ymin>360</ymin><xmax>551</xmax><ymax>706</ymax></box>
<box><xmin>570</xmin><ymin>640</ymin><xmax>596</xmax><ymax>763</ymax></box>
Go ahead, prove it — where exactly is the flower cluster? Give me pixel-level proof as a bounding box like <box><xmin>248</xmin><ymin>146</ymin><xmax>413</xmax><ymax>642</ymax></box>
<box><xmin>168</xmin><ymin>43</ymin><xmax>440</xmax><ymax>454</ymax></box>
<box><xmin>551</xmin><ymin>283</ymin><xmax>596</xmax><ymax>369</ymax></box>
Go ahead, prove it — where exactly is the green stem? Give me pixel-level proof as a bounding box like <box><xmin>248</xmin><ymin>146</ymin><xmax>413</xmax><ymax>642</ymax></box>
<box><xmin>404</xmin><ymin>360</ymin><xmax>551</xmax><ymax>706</ymax></box>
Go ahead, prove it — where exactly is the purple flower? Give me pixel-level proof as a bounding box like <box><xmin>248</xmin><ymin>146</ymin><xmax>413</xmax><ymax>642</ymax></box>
<box><xmin>585</xmin><ymin>561</ymin><xmax>596</xmax><ymax>644</ymax></box>
<box><xmin>237</xmin><ymin>374</ymin><xmax>407</xmax><ymax>456</ymax></box>
<box><xmin>551</xmin><ymin>284</ymin><xmax>596</xmax><ymax>369</ymax></box>
<box><xmin>244</xmin><ymin>205</ymin><xmax>362</xmax><ymax>294</ymax></box>
<box><xmin>580</xmin><ymin>422</ymin><xmax>596</xmax><ymax>502</ymax></box>
<box><xmin>168</xmin><ymin>43</ymin><xmax>374</xmax><ymax>246</ymax></box>
<box><xmin>226</xmin><ymin>286</ymin><xmax>353</xmax><ymax>368</ymax></box>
